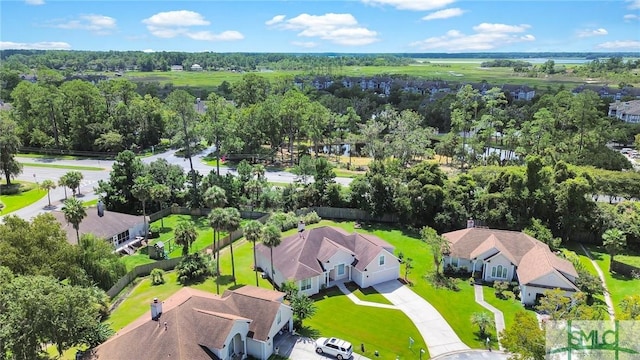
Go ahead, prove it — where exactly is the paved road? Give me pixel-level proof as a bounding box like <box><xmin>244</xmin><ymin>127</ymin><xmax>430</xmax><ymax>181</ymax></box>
<box><xmin>3</xmin><ymin>149</ymin><xmax>353</xmax><ymax>221</ymax></box>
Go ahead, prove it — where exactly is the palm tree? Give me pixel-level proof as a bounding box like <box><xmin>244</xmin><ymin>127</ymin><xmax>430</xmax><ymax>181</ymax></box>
<box><xmin>40</xmin><ymin>179</ymin><xmax>56</xmax><ymax>208</ymax></box>
<box><xmin>132</xmin><ymin>175</ymin><xmax>154</xmax><ymax>243</ymax></box>
<box><xmin>253</xmin><ymin>164</ymin><xmax>266</xmax><ymax>182</ymax></box>
<box><xmin>150</xmin><ymin>184</ymin><xmax>171</xmax><ymax>230</ymax></box>
<box><xmin>261</xmin><ymin>224</ymin><xmax>282</xmax><ymax>289</ymax></box>
<box><xmin>209</xmin><ymin>208</ymin><xmax>227</xmax><ymax>294</ymax></box>
<box><xmin>64</xmin><ymin>170</ymin><xmax>83</xmax><ymax>196</ymax></box>
<box><xmin>58</xmin><ymin>174</ymin><xmax>69</xmax><ymax>200</ymax></box>
<box><xmin>243</xmin><ymin>220</ymin><xmax>263</xmax><ymax>286</ymax></box>
<box><xmin>204</xmin><ymin>186</ymin><xmax>226</xmax><ymax>259</ymax></box>
<box><xmin>222</xmin><ymin>207</ymin><xmax>241</xmax><ymax>286</ymax></box>
<box><xmin>245</xmin><ymin>179</ymin><xmax>262</xmax><ymax>212</ymax></box>
<box><xmin>174</xmin><ymin>221</ymin><xmax>197</xmax><ymax>256</ymax></box>
<box><xmin>62</xmin><ymin>197</ymin><xmax>87</xmax><ymax>244</ymax></box>
<box><xmin>470</xmin><ymin>312</ymin><xmax>495</xmax><ymax>337</ymax></box>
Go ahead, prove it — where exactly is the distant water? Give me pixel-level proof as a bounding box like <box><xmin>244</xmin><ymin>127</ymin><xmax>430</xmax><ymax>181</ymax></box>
<box><xmin>514</xmin><ymin>58</ymin><xmax>592</xmax><ymax>64</ymax></box>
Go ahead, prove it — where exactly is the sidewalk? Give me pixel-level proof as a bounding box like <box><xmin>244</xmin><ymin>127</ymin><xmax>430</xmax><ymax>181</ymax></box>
<box><xmin>336</xmin><ymin>282</ymin><xmax>399</xmax><ymax>310</ymax></box>
<box><xmin>579</xmin><ymin>243</ymin><xmax>616</xmax><ymax>320</ymax></box>
<box><xmin>473</xmin><ymin>284</ymin><xmax>505</xmax><ymax>350</ymax></box>
<box><xmin>373</xmin><ymin>280</ymin><xmax>470</xmax><ymax>358</ymax></box>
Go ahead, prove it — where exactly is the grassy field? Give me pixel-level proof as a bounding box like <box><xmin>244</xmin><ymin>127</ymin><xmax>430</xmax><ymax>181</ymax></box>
<box><xmin>0</xmin><ymin>181</ymin><xmax>46</xmax><ymax>215</ymax></box>
<box><xmin>20</xmin><ymin>162</ymin><xmax>105</xmax><ymax>171</ymax></box>
<box><xmin>344</xmin><ymin>282</ymin><xmax>393</xmax><ymax>305</ymax></box>
<box><xmin>481</xmin><ymin>284</ymin><xmax>535</xmax><ymax>330</ymax></box>
<box><xmin>17</xmin><ymin>153</ymin><xmax>84</xmax><ymax>160</ymax></box>
<box><xmin>122</xmin><ymin>62</ymin><xmax>610</xmax><ymax>89</ymax></box>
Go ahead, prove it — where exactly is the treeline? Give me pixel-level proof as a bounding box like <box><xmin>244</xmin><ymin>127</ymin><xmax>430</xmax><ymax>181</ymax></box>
<box><xmin>480</xmin><ymin>59</ymin><xmax>532</xmax><ymax>68</ymax></box>
<box><xmin>0</xmin><ymin>50</ymin><xmax>412</xmax><ymax>73</ymax></box>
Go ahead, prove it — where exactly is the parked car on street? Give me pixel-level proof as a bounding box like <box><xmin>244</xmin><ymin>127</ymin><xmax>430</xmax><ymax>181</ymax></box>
<box><xmin>315</xmin><ymin>337</ymin><xmax>353</xmax><ymax>360</ymax></box>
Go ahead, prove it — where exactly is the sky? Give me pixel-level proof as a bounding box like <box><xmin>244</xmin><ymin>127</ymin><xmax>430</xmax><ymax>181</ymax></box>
<box><xmin>1</xmin><ymin>0</ymin><xmax>639</xmax><ymax>53</ymax></box>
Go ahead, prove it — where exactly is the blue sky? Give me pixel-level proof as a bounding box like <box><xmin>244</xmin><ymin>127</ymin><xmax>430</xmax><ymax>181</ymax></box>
<box><xmin>1</xmin><ymin>0</ymin><xmax>639</xmax><ymax>52</ymax></box>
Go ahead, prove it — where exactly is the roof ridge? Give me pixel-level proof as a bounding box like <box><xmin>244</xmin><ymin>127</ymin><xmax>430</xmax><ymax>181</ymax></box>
<box><xmin>193</xmin><ymin>308</ymin><xmax>252</xmax><ymax>321</ymax></box>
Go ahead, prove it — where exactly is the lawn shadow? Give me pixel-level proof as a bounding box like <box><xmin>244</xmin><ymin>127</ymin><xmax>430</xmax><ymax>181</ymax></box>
<box><xmin>215</xmin><ymin>274</ymin><xmax>235</xmax><ymax>286</ymax></box>
<box><xmin>310</xmin><ymin>286</ymin><xmax>343</xmax><ymax>300</ymax></box>
<box><xmin>611</xmin><ymin>272</ymin><xmax>637</xmax><ymax>281</ymax></box>
<box><xmin>356</xmin><ymin>221</ymin><xmax>420</xmax><ymax>239</ymax></box>
<box><xmin>296</xmin><ymin>325</ymin><xmax>320</xmax><ymax>339</ymax></box>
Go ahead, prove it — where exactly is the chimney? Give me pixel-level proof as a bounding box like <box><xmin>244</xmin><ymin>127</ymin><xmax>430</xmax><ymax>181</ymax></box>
<box><xmin>151</xmin><ymin>297</ymin><xmax>163</xmax><ymax>320</ymax></box>
<box><xmin>97</xmin><ymin>200</ymin><xmax>105</xmax><ymax>217</ymax></box>
<box><xmin>466</xmin><ymin>218</ymin><xmax>475</xmax><ymax>229</ymax></box>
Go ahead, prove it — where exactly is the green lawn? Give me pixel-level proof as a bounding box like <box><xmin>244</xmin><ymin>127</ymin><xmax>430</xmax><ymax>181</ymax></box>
<box><xmin>307</xmin><ymin>287</ymin><xmax>428</xmax><ymax>359</ymax></box>
<box><xmin>562</xmin><ymin>243</ymin><xmax>610</xmax><ymax>316</ymax></box>
<box><xmin>83</xmin><ymin>199</ymin><xmax>99</xmax><ymax>207</ymax></box>
<box><xmin>121</xmin><ymin>214</ymin><xmax>233</xmax><ymax>271</ymax></box>
<box><xmin>582</xmin><ymin>245</ymin><xmax>640</xmax><ymax>316</ymax></box>
<box><xmin>344</xmin><ymin>282</ymin><xmax>393</xmax><ymax>305</ymax></box>
<box><xmin>616</xmin><ymin>252</ymin><xmax>640</xmax><ymax>268</ymax></box>
<box><xmin>482</xmin><ymin>285</ymin><xmax>534</xmax><ymax>329</ymax></box>
<box><xmin>21</xmin><ymin>162</ymin><xmax>104</xmax><ymax>171</ymax></box>
<box><xmin>0</xmin><ymin>181</ymin><xmax>46</xmax><ymax>215</ymax></box>
<box><xmin>333</xmin><ymin>168</ymin><xmax>365</xmax><ymax>178</ymax></box>
<box><xmin>17</xmin><ymin>153</ymin><xmax>84</xmax><ymax>160</ymax></box>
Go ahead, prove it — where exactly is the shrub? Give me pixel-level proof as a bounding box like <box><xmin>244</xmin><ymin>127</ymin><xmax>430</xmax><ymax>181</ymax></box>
<box><xmin>494</xmin><ymin>280</ymin><xmax>510</xmax><ymax>299</ymax></box>
<box><xmin>150</xmin><ymin>268</ymin><xmax>165</xmax><ymax>285</ymax></box>
<box><xmin>176</xmin><ymin>253</ymin><xmax>209</xmax><ymax>284</ymax></box>
<box><xmin>425</xmin><ymin>271</ymin><xmax>460</xmax><ymax>291</ymax></box>
<box><xmin>503</xmin><ymin>291</ymin><xmax>515</xmax><ymax>301</ymax></box>
<box><xmin>302</xmin><ymin>211</ymin><xmax>321</xmax><ymax>225</ymax></box>
<box><xmin>0</xmin><ymin>200</ymin><xmax>4</xmax><ymax>211</ymax></box>
<box><xmin>268</xmin><ymin>211</ymin><xmax>298</xmax><ymax>231</ymax></box>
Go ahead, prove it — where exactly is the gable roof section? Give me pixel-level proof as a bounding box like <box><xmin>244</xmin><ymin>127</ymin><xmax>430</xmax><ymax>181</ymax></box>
<box><xmin>517</xmin><ymin>243</ymin><xmax>579</xmax><ymax>289</ymax></box>
<box><xmin>443</xmin><ymin>227</ymin><xmax>578</xmax><ymax>288</ymax></box>
<box><xmin>51</xmin><ymin>210</ymin><xmax>145</xmax><ymax>244</ymax></box>
<box><xmin>92</xmin><ymin>286</ymin><xmax>285</xmax><ymax>360</ymax></box>
<box><xmin>256</xmin><ymin>226</ymin><xmax>395</xmax><ymax>281</ymax></box>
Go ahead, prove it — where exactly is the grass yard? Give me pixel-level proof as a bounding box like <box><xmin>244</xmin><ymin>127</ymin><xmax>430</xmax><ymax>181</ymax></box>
<box><xmin>562</xmin><ymin>243</ymin><xmax>610</xmax><ymax>316</ymax></box>
<box><xmin>20</xmin><ymin>162</ymin><xmax>104</xmax><ymax>171</ymax></box>
<box><xmin>306</xmin><ymin>287</ymin><xmax>428</xmax><ymax>360</ymax></box>
<box><xmin>83</xmin><ymin>199</ymin><xmax>99</xmax><ymax>207</ymax></box>
<box><xmin>344</xmin><ymin>282</ymin><xmax>393</xmax><ymax>305</ymax></box>
<box><xmin>581</xmin><ymin>245</ymin><xmax>640</xmax><ymax>316</ymax></box>
<box><xmin>0</xmin><ymin>181</ymin><xmax>46</xmax><ymax>215</ymax></box>
<box><xmin>333</xmin><ymin>168</ymin><xmax>366</xmax><ymax>178</ymax></box>
<box><xmin>17</xmin><ymin>153</ymin><xmax>83</xmax><ymax>160</ymax></box>
<box><xmin>109</xmin><ymin>238</ymin><xmax>275</xmax><ymax>332</ymax></box>
<box><xmin>481</xmin><ymin>285</ymin><xmax>534</xmax><ymax>329</ymax></box>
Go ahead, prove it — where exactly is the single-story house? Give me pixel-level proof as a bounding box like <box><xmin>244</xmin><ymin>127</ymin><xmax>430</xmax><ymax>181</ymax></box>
<box><xmin>191</xmin><ymin>63</ymin><xmax>203</xmax><ymax>71</ymax></box>
<box><xmin>171</xmin><ymin>65</ymin><xmax>184</xmax><ymax>71</ymax></box>
<box><xmin>88</xmin><ymin>286</ymin><xmax>293</xmax><ymax>360</ymax></box>
<box><xmin>442</xmin><ymin>227</ymin><xmax>579</xmax><ymax>305</ymax></box>
<box><xmin>255</xmin><ymin>226</ymin><xmax>400</xmax><ymax>296</ymax></box>
<box><xmin>51</xmin><ymin>208</ymin><xmax>147</xmax><ymax>247</ymax></box>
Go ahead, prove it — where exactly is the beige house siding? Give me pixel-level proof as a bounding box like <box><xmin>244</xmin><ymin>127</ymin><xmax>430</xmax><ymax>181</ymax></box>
<box><xmin>482</xmin><ymin>253</ymin><xmax>515</xmax><ymax>282</ymax></box>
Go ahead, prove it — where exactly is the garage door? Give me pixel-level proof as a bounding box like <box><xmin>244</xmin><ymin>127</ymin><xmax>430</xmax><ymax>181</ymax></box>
<box><xmin>367</xmin><ymin>267</ymin><xmax>399</xmax><ymax>287</ymax></box>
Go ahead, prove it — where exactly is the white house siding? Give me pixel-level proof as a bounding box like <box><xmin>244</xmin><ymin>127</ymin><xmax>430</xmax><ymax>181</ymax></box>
<box><xmin>246</xmin><ymin>338</ymin><xmax>266</xmax><ymax>360</ymax></box>
<box><xmin>360</xmin><ymin>249</ymin><xmax>399</xmax><ymax>288</ymax></box>
<box><xmin>482</xmin><ymin>253</ymin><xmax>515</xmax><ymax>282</ymax></box>
<box><xmin>128</xmin><ymin>223</ymin><xmax>147</xmax><ymax>241</ymax></box>
<box><xmin>528</xmin><ymin>272</ymin><xmax>576</xmax><ymax>290</ymax></box>
<box><xmin>352</xmin><ymin>269</ymin><xmax>364</xmax><ymax>286</ymax></box>
<box><xmin>325</xmin><ymin>250</ymin><xmax>355</xmax><ymax>282</ymax></box>
<box><xmin>298</xmin><ymin>275</ymin><xmax>322</xmax><ymax>296</ymax></box>
<box><xmin>220</xmin><ymin>322</ymin><xmax>250</xmax><ymax>360</ymax></box>
<box><xmin>520</xmin><ymin>284</ymin><xmax>575</xmax><ymax>305</ymax></box>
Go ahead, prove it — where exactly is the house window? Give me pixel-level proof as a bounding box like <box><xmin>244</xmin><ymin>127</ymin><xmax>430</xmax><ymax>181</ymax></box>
<box><xmin>301</xmin><ymin>278</ymin><xmax>311</xmax><ymax>291</ymax></box>
<box><xmin>491</xmin><ymin>265</ymin><xmax>508</xmax><ymax>279</ymax></box>
<box><xmin>379</xmin><ymin>255</ymin><xmax>385</xmax><ymax>266</ymax></box>
<box><xmin>337</xmin><ymin>264</ymin><xmax>345</xmax><ymax>276</ymax></box>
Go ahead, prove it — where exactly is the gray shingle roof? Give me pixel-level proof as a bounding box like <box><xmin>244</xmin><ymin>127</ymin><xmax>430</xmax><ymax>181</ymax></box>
<box><xmin>51</xmin><ymin>209</ymin><xmax>146</xmax><ymax>244</ymax></box>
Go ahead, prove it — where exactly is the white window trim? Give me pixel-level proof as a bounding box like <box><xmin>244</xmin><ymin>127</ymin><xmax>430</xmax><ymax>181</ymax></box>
<box><xmin>300</xmin><ymin>278</ymin><xmax>312</xmax><ymax>291</ymax></box>
<box><xmin>379</xmin><ymin>255</ymin><xmax>385</xmax><ymax>266</ymax></box>
<box><xmin>337</xmin><ymin>264</ymin><xmax>345</xmax><ymax>276</ymax></box>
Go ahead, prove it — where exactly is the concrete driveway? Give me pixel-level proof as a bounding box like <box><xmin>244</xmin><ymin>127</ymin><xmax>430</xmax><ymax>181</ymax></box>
<box><xmin>431</xmin><ymin>350</ymin><xmax>508</xmax><ymax>360</ymax></box>
<box><xmin>373</xmin><ymin>280</ymin><xmax>470</xmax><ymax>358</ymax></box>
<box><xmin>274</xmin><ymin>333</ymin><xmax>371</xmax><ymax>360</ymax></box>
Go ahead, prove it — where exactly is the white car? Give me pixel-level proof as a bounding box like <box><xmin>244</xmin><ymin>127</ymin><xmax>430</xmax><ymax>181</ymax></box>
<box><xmin>315</xmin><ymin>337</ymin><xmax>353</xmax><ymax>360</ymax></box>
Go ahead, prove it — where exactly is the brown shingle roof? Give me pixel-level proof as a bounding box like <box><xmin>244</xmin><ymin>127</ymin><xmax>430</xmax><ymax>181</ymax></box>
<box><xmin>443</xmin><ymin>228</ymin><xmax>578</xmax><ymax>287</ymax></box>
<box><xmin>51</xmin><ymin>209</ymin><xmax>146</xmax><ymax>244</ymax></box>
<box><xmin>91</xmin><ymin>286</ymin><xmax>286</xmax><ymax>360</ymax></box>
<box><xmin>256</xmin><ymin>226</ymin><xmax>394</xmax><ymax>281</ymax></box>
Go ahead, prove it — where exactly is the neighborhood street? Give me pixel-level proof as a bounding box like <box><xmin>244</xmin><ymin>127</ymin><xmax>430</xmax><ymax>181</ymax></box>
<box><xmin>4</xmin><ymin>148</ymin><xmax>354</xmax><ymax>221</ymax></box>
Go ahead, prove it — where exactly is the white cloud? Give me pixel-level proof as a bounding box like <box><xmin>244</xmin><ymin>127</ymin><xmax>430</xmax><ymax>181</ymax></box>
<box><xmin>577</xmin><ymin>28</ymin><xmax>608</xmax><ymax>37</ymax></box>
<box><xmin>411</xmin><ymin>23</ymin><xmax>534</xmax><ymax>51</ymax></box>
<box><xmin>186</xmin><ymin>30</ymin><xmax>244</xmax><ymax>41</ymax></box>
<box><xmin>142</xmin><ymin>10</ymin><xmax>243</xmax><ymax>42</ymax></box>
<box><xmin>627</xmin><ymin>0</ymin><xmax>640</xmax><ymax>9</ymax></box>
<box><xmin>596</xmin><ymin>40</ymin><xmax>640</xmax><ymax>49</ymax></box>
<box><xmin>0</xmin><ymin>41</ymin><xmax>71</xmax><ymax>50</ymax></box>
<box><xmin>269</xmin><ymin>13</ymin><xmax>378</xmax><ymax>46</ymax></box>
<box><xmin>25</xmin><ymin>0</ymin><xmax>44</xmax><ymax>5</ymax></box>
<box><xmin>142</xmin><ymin>49</ymin><xmax>155</xmax><ymax>53</ymax></box>
<box><xmin>624</xmin><ymin>14</ymin><xmax>639</xmax><ymax>21</ymax></box>
<box><xmin>422</xmin><ymin>8</ymin><xmax>465</xmax><ymax>21</ymax></box>
<box><xmin>52</xmin><ymin>14</ymin><xmax>117</xmax><ymax>34</ymax></box>
<box><xmin>142</xmin><ymin>10</ymin><xmax>209</xmax><ymax>27</ymax></box>
<box><xmin>361</xmin><ymin>0</ymin><xmax>454</xmax><ymax>11</ymax></box>
<box><xmin>265</xmin><ymin>15</ymin><xmax>285</xmax><ymax>26</ymax></box>
<box><xmin>291</xmin><ymin>41</ymin><xmax>317</xmax><ymax>48</ymax></box>
<box><xmin>472</xmin><ymin>23</ymin><xmax>530</xmax><ymax>33</ymax></box>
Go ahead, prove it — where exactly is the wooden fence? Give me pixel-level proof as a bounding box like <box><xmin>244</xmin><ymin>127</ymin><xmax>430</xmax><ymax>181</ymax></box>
<box><xmin>107</xmin><ymin>257</ymin><xmax>182</xmax><ymax>297</ymax></box>
<box><xmin>298</xmin><ymin>206</ymin><xmax>398</xmax><ymax>223</ymax></box>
